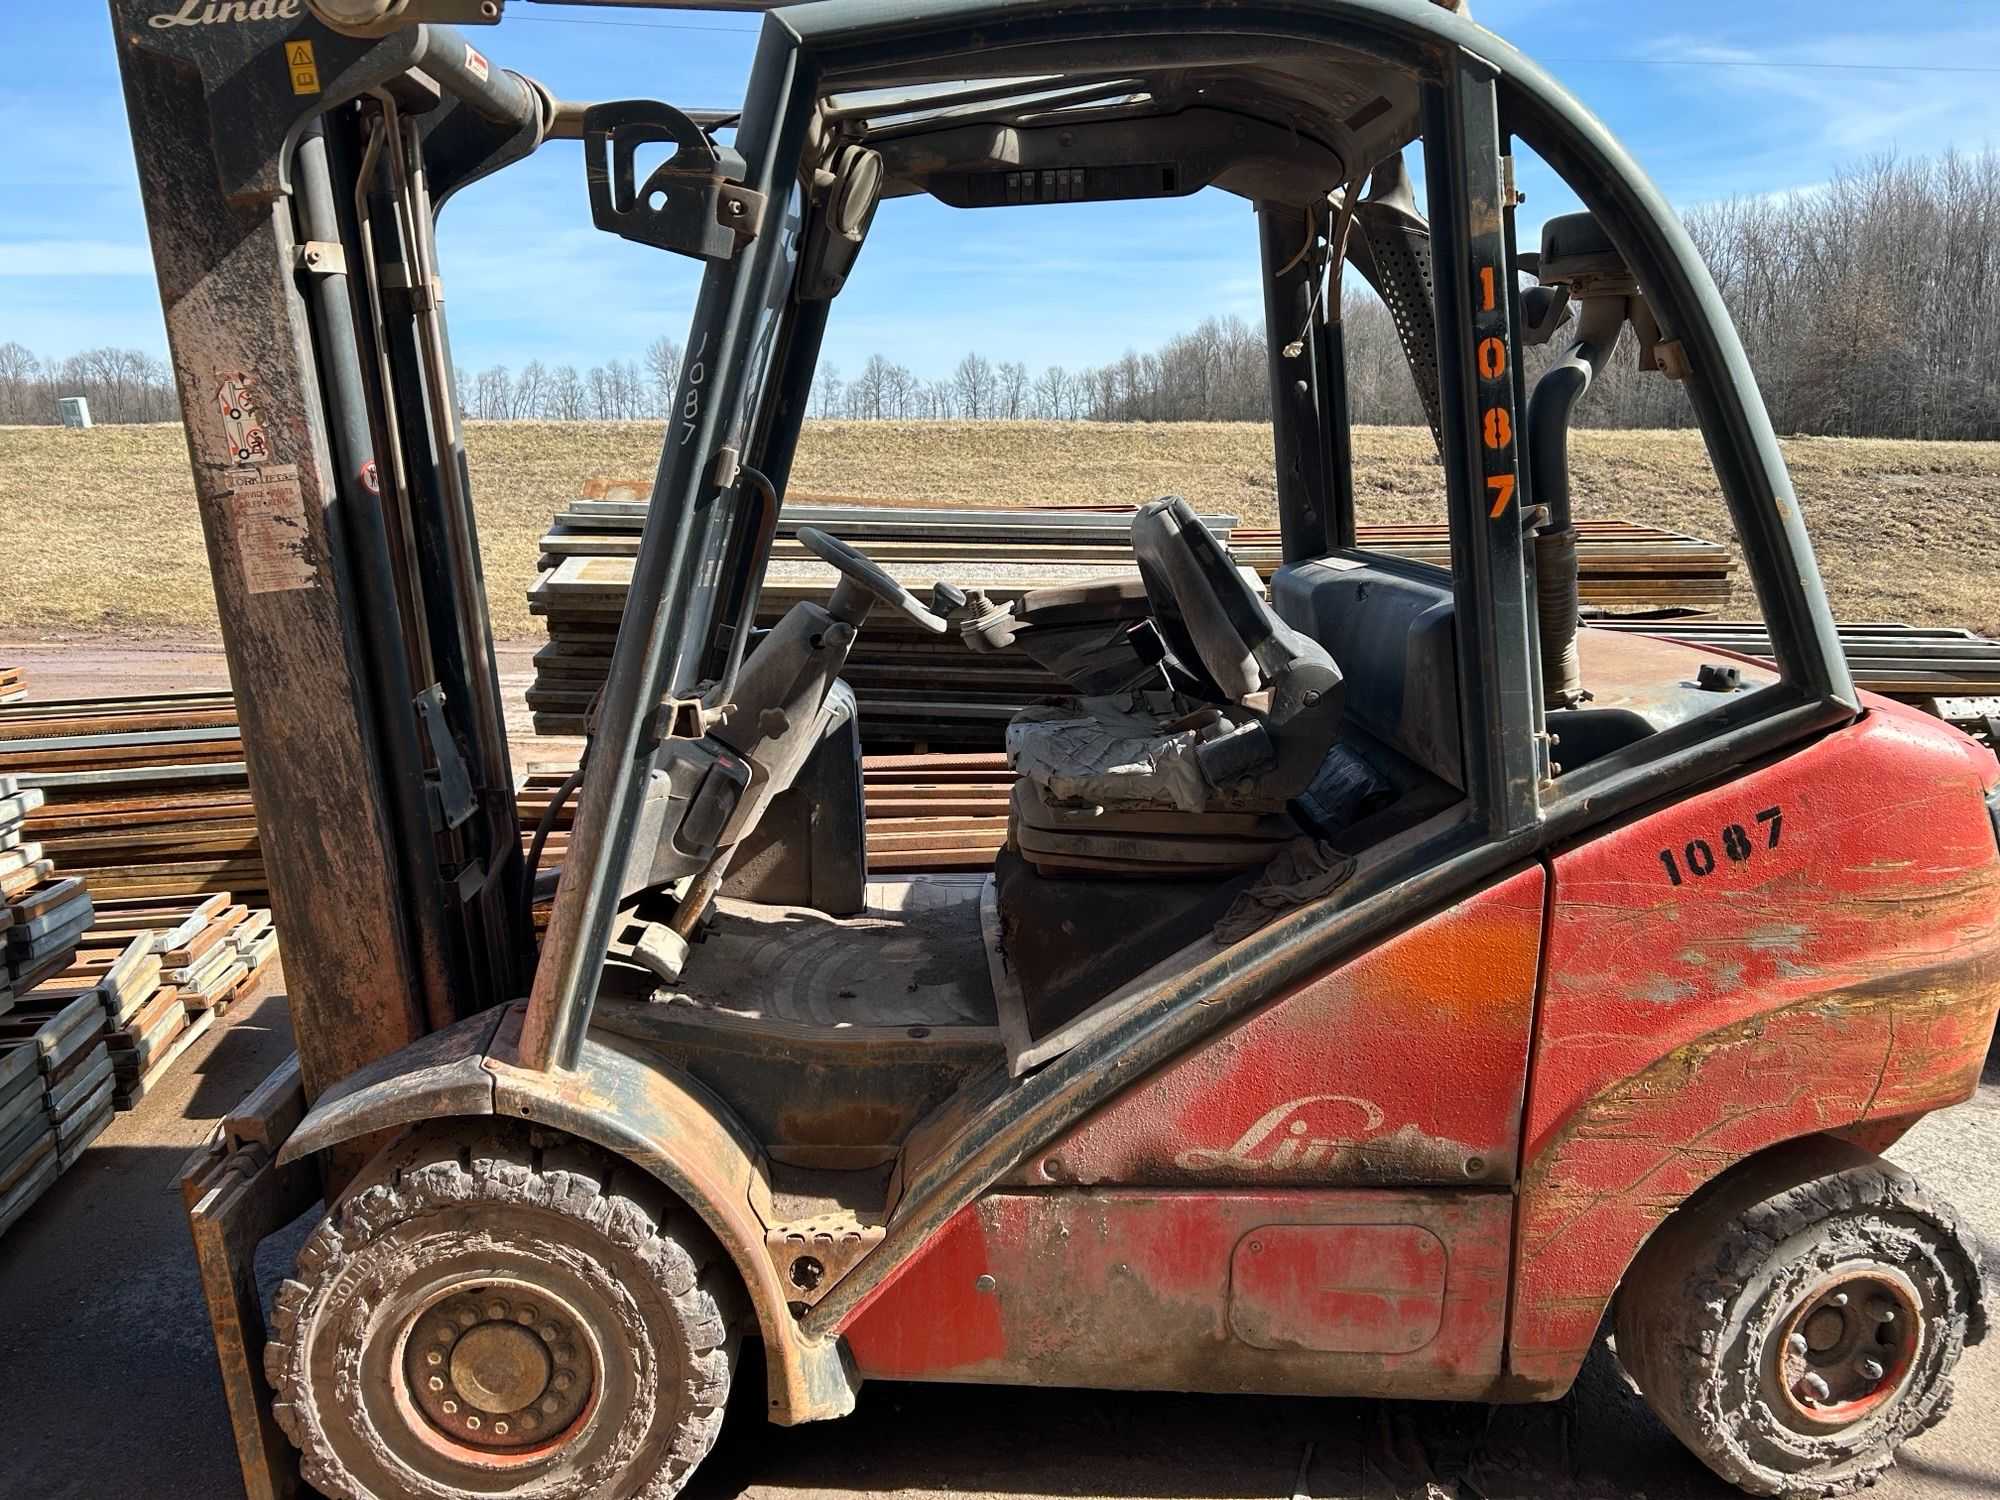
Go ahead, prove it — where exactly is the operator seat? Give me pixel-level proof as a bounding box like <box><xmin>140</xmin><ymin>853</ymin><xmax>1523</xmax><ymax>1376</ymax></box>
<box><xmin>1005</xmin><ymin>496</ymin><xmax>1346</xmax><ymax>875</ymax></box>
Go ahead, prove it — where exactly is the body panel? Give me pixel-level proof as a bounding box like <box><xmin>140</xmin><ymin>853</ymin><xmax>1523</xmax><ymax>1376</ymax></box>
<box><xmin>1012</xmin><ymin>866</ymin><xmax>1546</xmax><ymax>1188</ymax></box>
<box><xmin>1511</xmin><ymin>701</ymin><xmax>2000</xmax><ymax>1388</ymax></box>
<box><xmin>839</xmin><ymin>1189</ymin><xmax>1513</xmax><ymax>1398</ymax></box>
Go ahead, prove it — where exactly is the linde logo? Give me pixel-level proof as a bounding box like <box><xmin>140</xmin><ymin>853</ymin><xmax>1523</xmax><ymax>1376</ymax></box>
<box><xmin>1174</xmin><ymin>1093</ymin><xmax>1388</xmax><ymax>1173</ymax></box>
<box><xmin>149</xmin><ymin>0</ymin><xmax>305</xmax><ymax>28</ymax></box>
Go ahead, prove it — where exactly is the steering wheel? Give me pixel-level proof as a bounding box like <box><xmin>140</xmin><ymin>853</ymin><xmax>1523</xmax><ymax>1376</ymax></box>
<box><xmin>797</xmin><ymin>526</ymin><xmax>948</xmax><ymax>635</ymax></box>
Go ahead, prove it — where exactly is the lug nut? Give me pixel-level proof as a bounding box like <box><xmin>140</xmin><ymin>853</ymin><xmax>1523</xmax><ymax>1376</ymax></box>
<box><xmin>541</xmin><ymin>1396</ymin><xmax>561</xmax><ymax>1415</ymax></box>
<box><xmin>486</xmin><ymin>1300</ymin><xmax>509</xmax><ymax>1320</ymax></box>
<box><xmin>1785</xmin><ymin>1333</ymin><xmax>1809</xmax><ymax>1358</ymax></box>
<box><xmin>521</xmin><ymin>1412</ymin><xmax>540</xmax><ymax>1430</ymax></box>
<box><xmin>426</xmin><ymin>1349</ymin><xmax>444</xmax><ymax>1367</ymax></box>
<box><xmin>539</xmin><ymin>1324</ymin><xmax>559</xmax><ymax>1342</ymax></box>
<box><xmin>518</xmin><ymin>1305</ymin><xmax>539</xmax><ymax>1324</ymax></box>
<box><xmin>428</xmin><ymin>1376</ymin><xmax>445</xmax><ymax>1393</ymax></box>
<box><xmin>494</xmin><ymin>1422</ymin><xmax>509</xmax><ymax>1436</ymax></box>
<box><xmin>1870</xmin><ymin>1298</ymin><xmax>1898</xmax><ymax>1325</ymax></box>
<box><xmin>555</xmin><ymin>1345</ymin><xmax>577</xmax><ymax>1365</ymax></box>
<box><xmin>466</xmin><ymin>1415</ymin><xmax>481</xmax><ymax>1431</ymax></box>
<box><xmin>553</xmin><ymin>1371</ymin><xmax>573</xmax><ymax>1392</ymax></box>
<box><xmin>442</xmin><ymin>1400</ymin><xmax>459</xmax><ymax>1415</ymax></box>
<box><xmin>1857</xmin><ymin>1357</ymin><xmax>1887</xmax><ymax>1382</ymax></box>
<box><xmin>1796</xmin><ymin>1374</ymin><xmax>1832</xmax><ymax>1404</ymax></box>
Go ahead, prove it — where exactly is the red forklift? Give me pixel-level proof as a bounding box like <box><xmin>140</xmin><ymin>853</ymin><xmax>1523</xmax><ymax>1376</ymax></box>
<box><xmin>113</xmin><ymin>1</ymin><xmax>1996</xmax><ymax>1497</ymax></box>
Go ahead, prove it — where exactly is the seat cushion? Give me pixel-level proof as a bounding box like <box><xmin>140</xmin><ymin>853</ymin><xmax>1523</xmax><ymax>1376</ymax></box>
<box><xmin>1007</xmin><ymin>695</ymin><xmax>1289</xmax><ymax>815</ymax></box>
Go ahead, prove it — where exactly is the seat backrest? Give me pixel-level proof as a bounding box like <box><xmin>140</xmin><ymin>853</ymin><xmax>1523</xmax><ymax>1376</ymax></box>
<box><xmin>1131</xmin><ymin>496</ymin><xmax>1329</xmax><ymax>702</ymax></box>
<box><xmin>1271</xmin><ymin>556</ymin><xmax>1462</xmax><ymax>787</ymax></box>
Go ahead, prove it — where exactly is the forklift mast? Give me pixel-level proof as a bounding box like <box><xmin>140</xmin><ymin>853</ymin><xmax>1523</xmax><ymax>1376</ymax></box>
<box><xmin>107</xmin><ymin>6</ymin><xmax>547</xmax><ymax>1131</ymax></box>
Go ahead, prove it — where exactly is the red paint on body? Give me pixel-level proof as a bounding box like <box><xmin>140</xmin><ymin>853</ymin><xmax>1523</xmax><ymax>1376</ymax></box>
<box><xmin>842</xmin><ymin>1191</ymin><xmax>1513</xmax><ymax>1398</ymax></box>
<box><xmin>1021</xmin><ymin>867</ymin><xmax>1547</xmax><ymax>1188</ymax></box>
<box><xmin>1512</xmin><ymin>700</ymin><xmax>2000</xmax><ymax>1387</ymax></box>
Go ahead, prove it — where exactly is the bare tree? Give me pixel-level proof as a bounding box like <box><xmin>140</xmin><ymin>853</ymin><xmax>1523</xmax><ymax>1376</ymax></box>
<box><xmin>644</xmin><ymin>336</ymin><xmax>682</xmax><ymax>417</ymax></box>
<box><xmin>512</xmin><ymin>359</ymin><xmax>547</xmax><ymax>419</ymax></box>
<box><xmin>471</xmin><ymin>364</ymin><xmax>513</xmax><ymax>420</ymax></box>
<box><xmin>951</xmin><ymin>352</ymin><xmax>994</xmax><ymax>420</ymax></box>
<box><xmin>547</xmin><ymin>364</ymin><xmax>585</xmax><ymax>421</ymax></box>
<box><xmin>806</xmin><ymin>361</ymin><xmax>840</xmax><ymax>419</ymax></box>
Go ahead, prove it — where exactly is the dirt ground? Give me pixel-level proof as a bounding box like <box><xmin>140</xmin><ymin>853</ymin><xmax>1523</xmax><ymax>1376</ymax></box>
<box><xmin>5</xmin><ymin>420</ymin><xmax>2000</xmax><ymax>641</ymax></box>
<box><xmin>2</xmin><ymin>643</ymin><xmax>1998</xmax><ymax>1500</ymax></box>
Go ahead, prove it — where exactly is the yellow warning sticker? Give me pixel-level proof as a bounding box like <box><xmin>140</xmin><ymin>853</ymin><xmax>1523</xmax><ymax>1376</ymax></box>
<box><xmin>287</xmin><ymin>39</ymin><xmax>319</xmax><ymax>96</ymax></box>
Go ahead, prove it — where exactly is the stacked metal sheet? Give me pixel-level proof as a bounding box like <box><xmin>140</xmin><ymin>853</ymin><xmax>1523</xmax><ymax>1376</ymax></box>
<box><xmin>0</xmin><ymin>989</ymin><xmax>114</xmax><ymax>1238</ymax></box>
<box><xmin>3</xmin><ymin>778</ymin><xmax>95</xmax><ymax>1013</ymax></box>
<box><xmin>524</xmin><ymin>484</ymin><xmax>1737</xmax><ymax>749</ymax></box>
<box><xmin>526</xmin><ymin>491</ymin><xmax>1243</xmax><ymax>748</ymax></box>
<box><xmin>1</xmin><ymin>692</ymin><xmax>265</xmax><ymax>902</ymax></box>
<box><xmin>517</xmin><ymin>751</ymin><xmax>1014</xmax><ymax>883</ymax></box>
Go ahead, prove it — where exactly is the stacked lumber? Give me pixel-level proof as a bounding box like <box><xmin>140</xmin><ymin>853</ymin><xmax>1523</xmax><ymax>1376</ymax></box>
<box><xmin>3</xmin><ymin>777</ymin><xmax>95</xmax><ymax>1015</ymax></box>
<box><xmin>525</xmin><ymin>484</ymin><xmax>1735</xmax><ymax>749</ymax></box>
<box><xmin>0</xmin><ymin>989</ymin><xmax>113</xmax><ymax>1238</ymax></box>
<box><xmin>1</xmin><ymin>692</ymin><xmax>265</xmax><ymax>903</ymax></box>
<box><xmin>0</xmin><ymin>666</ymin><xmax>24</xmax><ymax>705</ymax></box>
<box><xmin>516</xmin><ymin>751</ymin><xmax>1015</xmax><ymax>881</ymax></box>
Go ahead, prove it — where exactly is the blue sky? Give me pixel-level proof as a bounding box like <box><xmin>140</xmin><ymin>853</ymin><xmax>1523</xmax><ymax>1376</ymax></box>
<box><xmin>4</xmin><ymin>1</ymin><xmax>1999</xmax><ymax>383</ymax></box>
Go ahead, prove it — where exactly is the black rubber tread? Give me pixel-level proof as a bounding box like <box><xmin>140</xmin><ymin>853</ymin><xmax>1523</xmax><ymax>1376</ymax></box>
<box><xmin>1615</xmin><ymin>1138</ymin><xmax>1986</xmax><ymax>1499</ymax></box>
<box><xmin>265</xmin><ymin>1124</ymin><xmax>736</xmax><ymax>1500</ymax></box>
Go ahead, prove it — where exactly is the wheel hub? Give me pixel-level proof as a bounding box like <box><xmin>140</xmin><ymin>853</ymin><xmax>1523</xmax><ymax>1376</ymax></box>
<box><xmin>402</xmin><ymin>1286</ymin><xmax>596</xmax><ymax>1452</ymax></box>
<box><xmin>1775</xmin><ymin>1270</ymin><xmax>1922</xmax><ymax>1430</ymax></box>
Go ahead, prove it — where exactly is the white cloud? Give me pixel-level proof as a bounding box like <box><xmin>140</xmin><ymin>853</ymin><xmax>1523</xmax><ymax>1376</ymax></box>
<box><xmin>0</xmin><ymin>239</ymin><xmax>153</xmax><ymax>276</ymax></box>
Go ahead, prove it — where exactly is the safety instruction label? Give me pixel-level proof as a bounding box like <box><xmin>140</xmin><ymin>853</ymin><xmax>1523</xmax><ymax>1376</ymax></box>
<box><xmin>287</xmin><ymin>39</ymin><xmax>319</xmax><ymax>95</ymax></box>
<box><xmin>464</xmin><ymin>43</ymin><xmax>489</xmax><ymax>83</ymax></box>
<box><xmin>227</xmin><ymin>464</ymin><xmax>319</xmax><ymax>595</ymax></box>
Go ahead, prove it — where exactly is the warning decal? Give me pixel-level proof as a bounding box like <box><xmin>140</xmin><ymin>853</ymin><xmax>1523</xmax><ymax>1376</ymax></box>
<box><xmin>228</xmin><ymin>464</ymin><xmax>319</xmax><ymax>595</ymax></box>
<box><xmin>216</xmin><ymin>371</ymin><xmax>269</xmax><ymax>465</ymax></box>
<box><xmin>287</xmin><ymin>39</ymin><xmax>319</xmax><ymax>95</ymax></box>
<box><xmin>464</xmin><ymin>43</ymin><xmax>489</xmax><ymax>83</ymax></box>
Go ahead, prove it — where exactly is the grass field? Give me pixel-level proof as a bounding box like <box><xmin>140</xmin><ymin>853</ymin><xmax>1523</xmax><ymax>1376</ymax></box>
<box><xmin>3</xmin><ymin>419</ymin><xmax>1998</xmax><ymax>639</ymax></box>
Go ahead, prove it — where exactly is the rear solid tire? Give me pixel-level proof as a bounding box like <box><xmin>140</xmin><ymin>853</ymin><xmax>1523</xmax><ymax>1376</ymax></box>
<box><xmin>1615</xmin><ymin>1140</ymin><xmax>1987</xmax><ymax>1498</ymax></box>
<box><xmin>266</xmin><ymin>1124</ymin><xmax>736</xmax><ymax>1500</ymax></box>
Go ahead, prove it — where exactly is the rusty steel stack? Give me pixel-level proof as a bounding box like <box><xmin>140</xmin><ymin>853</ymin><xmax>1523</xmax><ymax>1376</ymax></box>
<box><xmin>525</xmin><ymin>486</ymin><xmax>1245</xmax><ymax>749</ymax></box>
<box><xmin>2</xmin><ymin>691</ymin><xmax>266</xmax><ymax>903</ymax></box>
<box><xmin>517</xmin><ymin>751</ymin><xmax>1015</xmax><ymax>887</ymax></box>
<box><xmin>522</xmin><ymin>482</ymin><xmax>1739</xmax><ymax>750</ymax></box>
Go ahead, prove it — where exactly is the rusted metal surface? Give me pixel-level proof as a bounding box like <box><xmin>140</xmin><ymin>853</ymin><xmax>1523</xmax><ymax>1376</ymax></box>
<box><xmin>1228</xmin><ymin>1224</ymin><xmax>1447</xmax><ymax>1354</ymax></box>
<box><xmin>180</xmin><ymin>1092</ymin><xmax>321</xmax><ymax>1500</ymax></box>
<box><xmin>274</xmin><ymin>1006</ymin><xmax>505</xmax><ymax>1166</ymax></box>
<box><xmin>481</xmin><ymin>1008</ymin><xmax>856</xmax><ymax>1425</ymax></box>
<box><xmin>1011</xmin><ymin>868</ymin><xmax>1545</xmax><ymax>1189</ymax></box>
<box><xmin>108</xmin><ymin>1</ymin><xmax>438</xmax><ymax>1141</ymax></box>
<box><xmin>589</xmin><ymin>995</ymin><xmax>997</xmax><ymax>1172</ymax></box>
<box><xmin>1512</xmin><ymin>698</ymin><xmax>2000</xmax><ymax>1390</ymax></box>
<box><xmin>839</xmin><ymin>1190</ymin><xmax>1512</xmax><ymax>1397</ymax></box>
<box><xmin>277</xmin><ymin>1002</ymin><xmax>858</xmax><ymax>1423</ymax></box>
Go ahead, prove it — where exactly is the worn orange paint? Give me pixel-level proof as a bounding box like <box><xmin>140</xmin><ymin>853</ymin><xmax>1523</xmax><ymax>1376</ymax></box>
<box><xmin>1512</xmin><ymin>698</ymin><xmax>2000</xmax><ymax>1389</ymax></box>
<box><xmin>840</xmin><ymin>1191</ymin><xmax>1514</xmax><ymax>1398</ymax></box>
<box><xmin>1014</xmin><ymin>867</ymin><xmax>1547</xmax><ymax>1189</ymax></box>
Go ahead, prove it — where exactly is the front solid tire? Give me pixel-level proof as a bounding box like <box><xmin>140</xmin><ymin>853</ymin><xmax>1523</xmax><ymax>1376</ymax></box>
<box><xmin>1615</xmin><ymin>1140</ymin><xmax>1987</xmax><ymax>1498</ymax></box>
<box><xmin>266</xmin><ymin>1124</ymin><xmax>735</xmax><ymax>1500</ymax></box>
